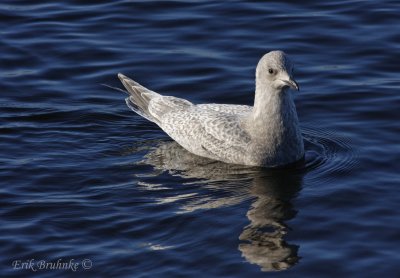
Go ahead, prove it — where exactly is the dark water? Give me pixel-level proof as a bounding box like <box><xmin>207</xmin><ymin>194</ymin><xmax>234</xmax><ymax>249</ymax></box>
<box><xmin>1</xmin><ymin>1</ymin><xmax>399</xmax><ymax>277</ymax></box>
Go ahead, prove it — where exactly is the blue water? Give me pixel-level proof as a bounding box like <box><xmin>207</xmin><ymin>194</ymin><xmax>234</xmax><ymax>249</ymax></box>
<box><xmin>1</xmin><ymin>1</ymin><xmax>399</xmax><ymax>277</ymax></box>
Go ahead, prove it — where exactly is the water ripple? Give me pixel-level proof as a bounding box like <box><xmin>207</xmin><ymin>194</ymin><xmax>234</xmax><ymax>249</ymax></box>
<box><xmin>302</xmin><ymin>125</ymin><xmax>357</xmax><ymax>187</ymax></box>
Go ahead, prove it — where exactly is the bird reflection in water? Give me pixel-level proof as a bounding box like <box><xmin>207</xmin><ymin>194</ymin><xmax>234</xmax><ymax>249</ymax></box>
<box><xmin>137</xmin><ymin>141</ymin><xmax>304</xmax><ymax>271</ymax></box>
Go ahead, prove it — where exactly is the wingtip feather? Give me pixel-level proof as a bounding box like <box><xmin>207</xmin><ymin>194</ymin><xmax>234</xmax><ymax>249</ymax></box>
<box><xmin>118</xmin><ymin>73</ymin><xmax>126</xmax><ymax>81</ymax></box>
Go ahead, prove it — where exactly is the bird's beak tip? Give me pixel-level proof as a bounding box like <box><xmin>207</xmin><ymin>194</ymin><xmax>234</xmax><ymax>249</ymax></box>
<box><xmin>281</xmin><ymin>78</ymin><xmax>299</xmax><ymax>91</ymax></box>
<box><xmin>290</xmin><ymin>77</ymin><xmax>299</xmax><ymax>91</ymax></box>
<box><xmin>294</xmin><ymin>82</ymin><xmax>300</xmax><ymax>91</ymax></box>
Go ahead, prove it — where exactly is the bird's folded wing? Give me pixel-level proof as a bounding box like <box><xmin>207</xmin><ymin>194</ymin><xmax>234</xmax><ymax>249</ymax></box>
<box><xmin>199</xmin><ymin>113</ymin><xmax>251</xmax><ymax>146</ymax></box>
<box><xmin>159</xmin><ymin>106</ymin><xmax>251</xmax><ymax>161</ymax></box>
<box><xmin>195</xmin><ymin>112</ymin><xmax>251</xmax><ymax>162</ymax></box>
<box><xmin>149</xmin><ymin>96</ymin><xmax>193</xmax><ymax>122</ymax></box>
<box><xmin>197</xmin><ymin>103</ymin><xmax>251</xmax><ymax>115</ymax></box>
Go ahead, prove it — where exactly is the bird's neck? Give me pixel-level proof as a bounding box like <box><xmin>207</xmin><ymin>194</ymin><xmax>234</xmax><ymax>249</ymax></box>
<box><xmin>249</xmin><ymin>84</ymin><xmax>299</xmax><ymax>139</ymax></box>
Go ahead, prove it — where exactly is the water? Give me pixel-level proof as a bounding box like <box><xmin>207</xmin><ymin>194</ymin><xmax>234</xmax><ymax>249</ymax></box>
<box><xmin>1</xmin><ymin>1</ymin><xmax>399</xmax><ymax>277</ymax></box>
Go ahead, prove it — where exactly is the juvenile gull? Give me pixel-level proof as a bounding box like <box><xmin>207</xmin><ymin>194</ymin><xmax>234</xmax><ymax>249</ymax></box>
<box><xmin>118</xmin><ymin>50</ymin><xmax>304</xmax><ymax>167</ymax></box>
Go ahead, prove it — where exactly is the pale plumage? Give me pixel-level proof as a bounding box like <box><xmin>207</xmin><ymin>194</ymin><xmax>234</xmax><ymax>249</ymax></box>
<box><xmin>118</xmin><ymin>50</ymin><xmax>304</xmax><ymax>167</ymax></box>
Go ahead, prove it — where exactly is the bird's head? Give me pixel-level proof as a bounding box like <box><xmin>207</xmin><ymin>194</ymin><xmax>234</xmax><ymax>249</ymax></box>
<box><xmin>256</xmin><ymin>50</ymin><xmax>299</xmax><ymax>92</ymax></box>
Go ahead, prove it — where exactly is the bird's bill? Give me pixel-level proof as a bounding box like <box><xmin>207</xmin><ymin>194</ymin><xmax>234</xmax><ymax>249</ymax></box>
<box><xmin>280</xmin><ymin>77</ymin><xmax>299</xmax><ymax>91</ymax></box>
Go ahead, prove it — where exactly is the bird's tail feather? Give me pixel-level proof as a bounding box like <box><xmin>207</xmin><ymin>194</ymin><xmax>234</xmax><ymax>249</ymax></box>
<box><xmin>125</xmin><ymin>97</ymin><xmax>154</xmax><ymax>122</ymax></box>
<box><xmin>118</xmin><ymin>73</ymin><xmax>160</xmax><ymax>123</ymax></box>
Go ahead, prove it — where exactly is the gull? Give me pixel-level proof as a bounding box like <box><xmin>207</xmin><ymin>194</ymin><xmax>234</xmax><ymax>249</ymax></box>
<box><xmin>118</xmin><ymin>50</ymin><xmax>304</xmax><ymax>167</ymax></box>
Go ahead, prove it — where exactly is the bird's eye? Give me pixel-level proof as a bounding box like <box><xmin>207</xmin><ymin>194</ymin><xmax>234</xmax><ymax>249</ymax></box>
<box><xmin>268</xmin><ymin>68</ymin><xmax>274</xmax><ymax>74</ymax></box>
